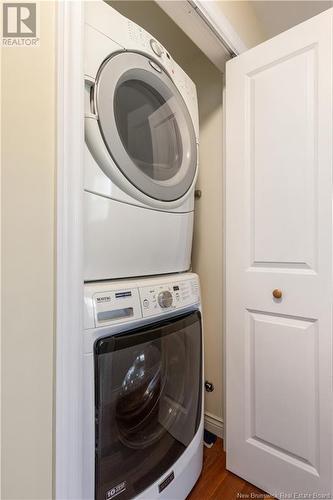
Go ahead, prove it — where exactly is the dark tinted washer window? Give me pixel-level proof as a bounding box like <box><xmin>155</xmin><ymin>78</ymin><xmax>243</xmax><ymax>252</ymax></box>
<box><xmin>94</xmin><ymin>311</ymin><xmax>202</xmax><ymax>500</ymax></box>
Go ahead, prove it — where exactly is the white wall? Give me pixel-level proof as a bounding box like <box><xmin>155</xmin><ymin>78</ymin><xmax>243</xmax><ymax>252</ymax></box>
<box><xmin>1</xmin><ymin>2</ymin><xmax>56</xmax><ymax>498</ymax></box>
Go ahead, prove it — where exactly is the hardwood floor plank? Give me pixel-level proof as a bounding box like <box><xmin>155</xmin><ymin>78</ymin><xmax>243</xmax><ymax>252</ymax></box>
<box><xmin>187</xmin><ymin>438</ymin><xmax>271</xmax><ymax>500</ymax></box>
<box><xmin>211</xmin><ymin>470</ymin><xmax>246</xmax><ymax>499</ymax></box>
<box><xmin>188</xmin><ymin>446</ymin><xmax>228</xmax><ymax>499</ymax></box>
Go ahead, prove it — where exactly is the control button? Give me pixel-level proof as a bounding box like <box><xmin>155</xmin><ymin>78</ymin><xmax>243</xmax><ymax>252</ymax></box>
<box><xmin>158</xmin><ymin>290</ymin><xmax>173</xmax><ymax>308</ymax></box>
<box><xmin>149</xmin><ymin>60</ymin><xmax>162</xmax><ymax>73</ymax></box>
<box><xmin>143</xmin><ymin>299</ymin><xmax>149</xmax><ymax>308</ymax></box>
<box><xmin>150</xmin><ymin>38</ymin><xmax>163</xmax><ymax>57</ymax></box>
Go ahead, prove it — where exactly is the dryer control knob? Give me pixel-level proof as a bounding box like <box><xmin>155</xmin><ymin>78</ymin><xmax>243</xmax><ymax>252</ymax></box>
<box><xmin>150</xmin><ymin>39</ymin><xmax>163</xmax><ymax>57</ymax></box>
<box><xmin>158</xmin><ymin>291</ymin><xmax>173</xmax><ymax>308</ymax></box>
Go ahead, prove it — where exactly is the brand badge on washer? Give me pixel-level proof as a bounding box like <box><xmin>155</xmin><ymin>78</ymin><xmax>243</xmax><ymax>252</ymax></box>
<box><xmin>96</xmin><ymin>296</ymin><xmax>111</xmax><ymax>303</ymax></box>
<box><xmin>105</xmin><ymin>481</ymin><xmax>126</xmax><ymax>499</ymax></box>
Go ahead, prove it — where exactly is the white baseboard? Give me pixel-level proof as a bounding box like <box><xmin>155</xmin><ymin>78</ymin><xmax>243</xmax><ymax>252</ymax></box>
<box><xmin>204</xmin><ymin>412</ymin><xmax>224</xmax><ymax>439</ymax></box>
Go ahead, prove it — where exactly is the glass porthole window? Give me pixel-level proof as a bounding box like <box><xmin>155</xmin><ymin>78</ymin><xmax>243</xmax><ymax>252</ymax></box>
<box><xmin>94</xmin><ymin>52</ymin><xmax>197</xmax><ymax>201</ymax></box>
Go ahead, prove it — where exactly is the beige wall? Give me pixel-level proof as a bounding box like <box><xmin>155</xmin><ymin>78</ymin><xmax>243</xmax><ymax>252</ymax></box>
<box><xmin>109</xmin><ymin>0</ymin><xmax>225</xmax><ymax>424</ymax></box>
<box><xmin>1</xmin><ymin>2</ymin><xmax>56</xmax><ymax>499</ymax></box>
<box><xmin>217</xmin><ymin>0</ymin><xmax>267</xmax><ymax>48</ymax></box>
<box><xmin>190</xmin><ymin>65</ymin><xmax>224</xmax><ymax>421</ymax></box>
<box><xmin>109</xmin><ymin>0</ymin><xmax>265</xmax><ymax>427</ymax></box>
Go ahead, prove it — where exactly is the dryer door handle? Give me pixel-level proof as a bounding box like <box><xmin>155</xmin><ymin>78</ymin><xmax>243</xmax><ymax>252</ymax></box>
<box><xmin>84</xmin><ymin>76</ymin><xmax>98</xmax><ymax>120</ymax></box>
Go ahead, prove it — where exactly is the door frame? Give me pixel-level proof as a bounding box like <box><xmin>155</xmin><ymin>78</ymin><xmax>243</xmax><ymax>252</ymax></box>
<box><xmin>178</xmin><ymin>0</ymin><xmax>248</xmax><ymax>55</ymax></box>
<box><xmin>55</xmin><ymin>1</ymin><xmax>84</xmax><ymax>498</ymax></box>
<box><xmin>55</xmin><ymin>1</ymin><xmax>246</xmax><ymax>497</ymax></box>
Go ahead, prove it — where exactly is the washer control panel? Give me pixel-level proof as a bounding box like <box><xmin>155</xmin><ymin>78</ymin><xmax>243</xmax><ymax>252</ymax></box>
<box><xmin>85</xmin><ymin>275</ymin><xmax>200</xmax><ymax>329</ymax></box>
<box><xmin>139</xmin><ymin>278</ymin><xmax>199</xmax><ymax>318</ymax></box>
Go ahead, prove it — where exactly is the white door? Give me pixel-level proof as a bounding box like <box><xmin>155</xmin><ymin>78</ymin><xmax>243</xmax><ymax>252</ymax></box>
<box><xmin>226</xmin><ymin>9</ymin><xmax>333</xmax><ymax>497</ymax></box>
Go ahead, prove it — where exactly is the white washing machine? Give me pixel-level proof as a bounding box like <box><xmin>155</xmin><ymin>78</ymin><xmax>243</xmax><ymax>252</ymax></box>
<box><xmin>84</xmin><ymin>1</ymin><xmax>199</xmax><ymax>281</ymax></box>
<box><xmin>83</xmin><ymin>273</ymin><xmax>203</xmax><ymax>500</ymax></box>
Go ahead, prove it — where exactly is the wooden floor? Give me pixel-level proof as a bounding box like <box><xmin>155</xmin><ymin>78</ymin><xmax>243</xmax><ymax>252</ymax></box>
<box><xmin>188</xmin><ymin>439</ymin><xmax>275</xmax><ymax>500</ymax></box>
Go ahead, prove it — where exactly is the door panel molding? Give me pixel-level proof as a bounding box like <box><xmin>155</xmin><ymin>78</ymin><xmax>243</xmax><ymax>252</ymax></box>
<box><xmin>245</xmin><ymin>311</ymin><xmax>319</xmax><ymax>470</ymax></box>
<box><xmin>246</xmin><ymin>44</ymin><xmax>318</xmax><ymax>270</ymax></box>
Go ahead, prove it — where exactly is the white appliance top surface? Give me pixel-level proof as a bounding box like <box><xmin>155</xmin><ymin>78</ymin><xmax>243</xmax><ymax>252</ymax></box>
<box><xmin>84</xmin><ymin>272</ymin><xmax>200</xmax><ymax>331</ymax></box>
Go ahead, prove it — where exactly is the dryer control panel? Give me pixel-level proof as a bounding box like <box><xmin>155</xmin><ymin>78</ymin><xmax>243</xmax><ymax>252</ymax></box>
<box><xmin>84</xmin><ymin>274</ymin><xmax>200</xmax><ymax>329</ymax></box>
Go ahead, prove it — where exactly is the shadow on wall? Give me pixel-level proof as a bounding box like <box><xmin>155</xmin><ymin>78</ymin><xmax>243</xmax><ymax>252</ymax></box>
<box><xmin>107</xmin><ymin>0</ymin><xmax>224</xmax><ymax>423</ymax></box>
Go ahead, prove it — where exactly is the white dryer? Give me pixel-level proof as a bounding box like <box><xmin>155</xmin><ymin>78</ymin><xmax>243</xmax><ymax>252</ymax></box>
<box><xmin>84</xmin><ymin>1</ymin><xmax>199</xmax><ymax>281</ymax></box>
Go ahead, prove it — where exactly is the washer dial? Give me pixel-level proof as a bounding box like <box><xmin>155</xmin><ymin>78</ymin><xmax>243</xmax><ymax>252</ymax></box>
<box><xmin>158</xmin><ymin>290</ymin><xmax>173</xmax><ymax>308</ymax></box>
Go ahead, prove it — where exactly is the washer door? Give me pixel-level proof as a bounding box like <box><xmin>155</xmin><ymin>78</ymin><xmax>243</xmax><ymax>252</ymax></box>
<box><xmin>94</xmin><ymin>311</ymin><xmax>202</xmax><ymax>500</ymax></box>
<box><xmin>94</xmin><ymin>52</ymin><xmax>197</xmax><ymax>202</ymax></box>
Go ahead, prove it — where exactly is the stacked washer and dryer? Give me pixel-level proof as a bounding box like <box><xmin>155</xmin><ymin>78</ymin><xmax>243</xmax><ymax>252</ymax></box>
<box><xmin>83</xmin><ymin>2</ymin><xmax>203</xmax><ymax>500</ymax></box>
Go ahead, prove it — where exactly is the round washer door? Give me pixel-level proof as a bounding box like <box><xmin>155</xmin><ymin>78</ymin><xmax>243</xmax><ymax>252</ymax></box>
<box><xmin>94</xmin><ymin>52</ymin><xmax>197</xmax><ymax>202</ymax></box>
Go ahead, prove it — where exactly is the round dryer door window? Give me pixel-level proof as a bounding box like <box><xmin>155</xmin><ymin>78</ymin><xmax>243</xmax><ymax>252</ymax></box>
<box><xmin>94</xmin><ymin>52</ymin><xmax>197</xmax><ymax>202</ymax></box>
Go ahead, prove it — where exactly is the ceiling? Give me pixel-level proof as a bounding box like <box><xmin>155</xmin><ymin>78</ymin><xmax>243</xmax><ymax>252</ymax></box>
<box><xmin>252</xmin><ymin>1</ymin><xmax>333</xmax><ymax>39</ymax></box>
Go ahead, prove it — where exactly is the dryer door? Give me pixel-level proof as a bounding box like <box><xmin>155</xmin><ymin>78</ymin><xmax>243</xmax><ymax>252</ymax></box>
<box><xmin>92</xmin><ymin>52</ymin><xmax>197</xmax><ymax>202</ymax></box>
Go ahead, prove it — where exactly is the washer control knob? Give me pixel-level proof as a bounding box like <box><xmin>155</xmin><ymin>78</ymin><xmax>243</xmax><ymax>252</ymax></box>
<box><xmin>150</xmin><ymin>39</ymin><xmax>163</xmax><ymax>57</ymax></box>
<box><xmin>158</xmin><ymin>290</ymin><xmax>173</xmax><ymax>308</ymax></box>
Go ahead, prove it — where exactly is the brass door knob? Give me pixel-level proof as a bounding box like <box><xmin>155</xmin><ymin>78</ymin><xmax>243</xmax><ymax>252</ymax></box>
<box><xmin>272</xmin><ymin>289</ymin><xmax>282</xmax><ymax>299</ymax></box>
